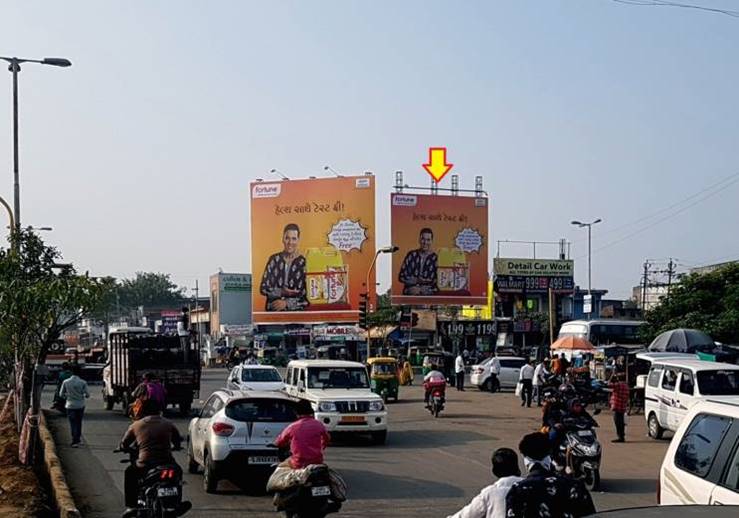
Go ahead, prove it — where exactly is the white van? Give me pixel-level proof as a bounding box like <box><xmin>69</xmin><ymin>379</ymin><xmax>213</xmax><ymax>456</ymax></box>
<box><xmin>659</xmin><ymin>399</ymin><xmax>739</xmax><ymax>505</ymax></box>
<box><xmin>558</xmin><ymin>319</ymin><xmax>645</xmax><ymax>346</ymax></box>
<box><xmin>284</xmin><ymin>359</ymin><xmax>388</xmax><ymax>444</ymax></box>
<box><xmin>645</xmin><ymin>359</ymin><xmax>739</xmax><ymax>439</ymax></box>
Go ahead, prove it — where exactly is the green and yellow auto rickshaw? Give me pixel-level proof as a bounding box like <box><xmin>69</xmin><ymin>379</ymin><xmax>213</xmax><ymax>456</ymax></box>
<box><xmin>368</xmin><ymin>357</ymin><xmax>400</xmax><ymax>403</ymax></box>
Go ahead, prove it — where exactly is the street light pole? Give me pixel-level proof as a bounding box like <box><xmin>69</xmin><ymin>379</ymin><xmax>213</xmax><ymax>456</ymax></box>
<box><xmin>364</xmin><ymin>245</ymin><xmax>399</xmax><ymax>360</ymax></box>
<box><xmin>2</xmin><ymin>56</ymin><xmax>72</xmax><ymax>233</ymax></box>
<box><xmin>571</xmin><ymin>218</ymin><xmax>602</xmax><ymax>320</ymax></box>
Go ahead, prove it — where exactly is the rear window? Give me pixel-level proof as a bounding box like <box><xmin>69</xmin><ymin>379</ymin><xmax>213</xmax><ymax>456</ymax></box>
<box><xmin>675</xmin><ymin>413</ymin><xmax>732</xmax><ymax>478</ymax></box>
<box><xmin>500</xmin><ymin>359</ymin><xmax>526</xmax><ymax>369</ymax></box>
<box><xmin>241</xmin><ymin>368</ymin><xmax>282</xmax><ymax>383</ymax></box>
<box><xmin>697</xmin><ymin>370</ymin><xmax>739</xmax><ymax>396</ymax></box>
<box><xmin>225</xmin><ymin>399</ymin><xmax>298</xmax><ymax>423</ymax></box>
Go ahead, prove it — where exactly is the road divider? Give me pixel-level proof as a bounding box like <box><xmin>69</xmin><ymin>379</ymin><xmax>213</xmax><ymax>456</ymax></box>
<box><xmin>39</xmin><ymin>410</ymin><xmax>81</xmax><ymax>518</ymax></box>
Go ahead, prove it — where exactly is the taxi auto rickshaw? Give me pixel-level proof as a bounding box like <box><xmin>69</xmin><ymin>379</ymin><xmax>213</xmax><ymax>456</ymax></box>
<box><xmin>367</xmin><ymin>357</ymin><xmax>400</xmax><ymax>403</ymax></box>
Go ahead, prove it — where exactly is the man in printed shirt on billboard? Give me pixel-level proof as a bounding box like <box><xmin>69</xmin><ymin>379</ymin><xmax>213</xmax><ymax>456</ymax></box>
<box><xmin>259</xmin><ymin>223</ymin><xmax>308</xmax><ymax>311</ymax></box>
<box><xmin>398</xmin><ymin>227</ymin><xmax>438</xmax><ymax>295</ymax></box>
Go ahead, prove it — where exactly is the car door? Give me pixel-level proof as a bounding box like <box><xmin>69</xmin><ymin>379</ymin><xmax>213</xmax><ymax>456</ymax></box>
<box><xmin>193</xmin><ymin>396</ymin><xmax>218</xmax><ymax>463</ymax></box>
<box><xmin>711</xmin><ymin>433</ymin><xmax>739</xmax><ymax>505</ymax></box>
<box><xmin>660</xmin><ymin>368</ymin><xmax>679</xmax><ymax>431</ymax></box>
<box><xmin>675</xmin><ymin>370</ymin><xmax>697</xmax><ymax>430</ymax></box>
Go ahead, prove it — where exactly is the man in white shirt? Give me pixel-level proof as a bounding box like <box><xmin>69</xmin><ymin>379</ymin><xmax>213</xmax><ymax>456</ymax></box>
<box><xmin>489</xmin><ymin>356</ymin><xmax>501</xmax><ymax>392</ymax></box>
<box><xmin>59</xmin><ymin>365</ymin><xmax>90</xmax><ymax>447</ymax></box>
<box><xmin>455</xmin><ymin>353</ymin><xmax>466</xmax><ymax>391</ymax></box>
<box><xmin>532</xmin><ymin>359</ymin><xmax>549</xmax><ymax>407</ymax></box>
<box><xmin>447</xmin><ymin>448</ymin><xmax>522</xmax><ymax>518</ymax></box>
<box><xmin>518</xmin><ymin>360</ymin><xmax>535</xmax><ymax>408</ymax></box>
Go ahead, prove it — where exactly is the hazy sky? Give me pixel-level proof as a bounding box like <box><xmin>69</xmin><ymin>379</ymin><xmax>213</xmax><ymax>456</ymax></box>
<box><xmin>2</xmin><ymin>0</ymin><xmax>738</xmax><ymax>300</ymax></box>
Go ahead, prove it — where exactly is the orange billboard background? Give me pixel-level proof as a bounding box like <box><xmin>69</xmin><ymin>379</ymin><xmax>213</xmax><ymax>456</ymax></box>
<box><xmin>391</xmin><ymin>193</ymin><xmax>488</xmax><ymax>306</ymax></box>
<box><xmin>250</xmin><ymin>176</ymin><xmax>375</xmax><ymax>324</ymax></box>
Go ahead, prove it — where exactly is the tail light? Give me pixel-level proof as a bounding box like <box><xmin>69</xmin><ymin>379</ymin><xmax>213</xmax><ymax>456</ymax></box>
<box><xmin>160</xmin><ymin>468</ymin><xmax>176</xmax><ymax>480</ymax></box>
<box><xmin>212</xmin><ymin>422</ymin><xmax>235</xmax><ymax>437</ymax></box>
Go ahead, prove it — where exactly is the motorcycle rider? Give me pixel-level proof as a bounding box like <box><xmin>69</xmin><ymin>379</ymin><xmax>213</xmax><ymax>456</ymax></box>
<box><xmin>119</xmin><ymin>398</ymin><xmax>191</xmax><ymax>517</ymax></box>
<box><xmin>423</xmin><ymin>365</ymin><xmax>447</xmax><ymax>407</ymax></box>
<box><xmin>274</xmin><ymin>399</ymin><xmax>330</xmax><ymax>469</ymax></box>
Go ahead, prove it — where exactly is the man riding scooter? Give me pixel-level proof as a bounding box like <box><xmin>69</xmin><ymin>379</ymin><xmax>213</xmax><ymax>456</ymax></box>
<box><xmin>423</xmin><ymin>365</ymin><xmax>447</xmax><ymax>407</ymax></box>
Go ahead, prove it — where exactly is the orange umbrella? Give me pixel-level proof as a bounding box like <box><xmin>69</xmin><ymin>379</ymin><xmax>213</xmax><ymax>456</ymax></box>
<box><xmin>550</xmin><ymin>336</ymin><xmax>595</xmax><ymax>351</ymax></box>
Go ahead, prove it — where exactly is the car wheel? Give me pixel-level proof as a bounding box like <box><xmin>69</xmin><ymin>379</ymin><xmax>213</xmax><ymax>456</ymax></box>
<box><xmin>481</xmin><ymin>379</ymin><xmax>491</xmax><ymax>392</ymax></box>
<box><xmin>371</xmin><ymin>430</ymin><xmax>387</xmax><ymax>445</ymax></box>
<box><xmin>648</xmin><ymin>413</ymin><xmax>664</xmax><ymax>440</ymax></box>
<box><xmin>203</xmin><ymin>451</ymin><xmax>219</xmax><ymax>493</ymax></box>
<box><xmin>187</xmin><ymin>440</ymin><xmax>199</xmax><ymax>474</ymax></box>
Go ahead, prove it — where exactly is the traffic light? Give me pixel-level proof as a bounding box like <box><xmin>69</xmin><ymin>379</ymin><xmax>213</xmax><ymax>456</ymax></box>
<box><xmin>358</xmin><ymin>292</ymin><xmax>369</xmax><ymax>330</ymax></box>
<box><xmin>399</xmin><ymin>306</ymin><xmax>412</xmax><ymax>330</ymax></box>
<box><xmin>411</xmin><ymin>311</ymin><xmax>419</xmax><ymax>328</ymax></box>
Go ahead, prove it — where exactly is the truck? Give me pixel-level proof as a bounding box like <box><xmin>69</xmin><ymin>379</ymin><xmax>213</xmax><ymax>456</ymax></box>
<box><xmin>102</xmin><ymin>328</ymin><xmax>201</xmax><ymax>415</ymax></box>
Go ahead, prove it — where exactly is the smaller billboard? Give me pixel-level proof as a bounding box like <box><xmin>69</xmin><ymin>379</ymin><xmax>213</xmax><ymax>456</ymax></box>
<box><xmin>493</xmin><ymin>258</ymin><xmax>573</xmax><ymax>277</ymax></box>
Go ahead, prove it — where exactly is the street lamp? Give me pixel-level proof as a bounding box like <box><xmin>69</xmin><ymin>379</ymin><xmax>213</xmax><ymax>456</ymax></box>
<box><xmin>571</xmin><ymin>218</ymin><xmax>602</xmax><ymax>319</ymax></box>
<box><xmin>1</xmin><ymin>56</ymin><xmax>72</xmax><ymax>233</ymax></box>
<box><xmin>0</xmin><ymin>194</ymin><xmax>14</xmax><ymax>232</ymax></box>
<box><xmin>27</xmin><ymin>226</ymin><xmax>52</xmax><ymax>232</ymax></box>
<box><xmin>365</xmin><ymin>245</ymin><xmax>399</xmax><ymax>360</ymax></box>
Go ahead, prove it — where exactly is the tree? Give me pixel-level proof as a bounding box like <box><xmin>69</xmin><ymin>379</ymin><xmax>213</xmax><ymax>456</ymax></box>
<box><xmin>117</xmin><ymin>271</ymin><xmax>186</xmax><ymax>310</ymax></box>
<box><xmin>641</xmin><ymin>262</ymin><xmax>739</xmax><ymax>345</ymax></box>
<box><xmin>367</xmin><ymin>292</ymin><xmax>398</xmax><ymax>328</ymax></box>
<box><xmin>0</xmin><ymin>229</ymin><xmax>108</xmax><ymax>451</ymax></box>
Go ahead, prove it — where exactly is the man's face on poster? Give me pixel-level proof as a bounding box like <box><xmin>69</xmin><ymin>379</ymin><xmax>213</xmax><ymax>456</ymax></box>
<box><xmin>283</xmin><ymin>229</ymin><xmax>300</xmax><ymax>255</ymax></box>
<box><xmin>419</xmin><ymin>231</ymin><xmax>433</xmax><ymax>252</ymax></box>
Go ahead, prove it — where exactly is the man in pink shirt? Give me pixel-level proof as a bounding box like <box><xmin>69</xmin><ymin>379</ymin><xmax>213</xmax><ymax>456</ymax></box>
<box><xmin>275</xmin><ymin>399</ymin><xmax>330</xmax><ymax>469</ymax></box>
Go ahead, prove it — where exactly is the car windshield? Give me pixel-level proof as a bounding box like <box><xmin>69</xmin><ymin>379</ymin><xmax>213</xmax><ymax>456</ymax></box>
<box><xmin>697</xmin><ymin>370</ymin><xmax>739</xmax><ymax>395</ymax></box>
<box><xmin>308</xmin><ymin>367</ymin><xmax>369</xmax><ymax>389</ymax></box>
<box><xmin>241</xmin><ymin>368</ymin><xmax>282</xmax><ymax>382</ymax></box>
<box><xmin>225</xmin><ymin>398</ymin><xmax>298</xmax><ymax>422</ymax></box>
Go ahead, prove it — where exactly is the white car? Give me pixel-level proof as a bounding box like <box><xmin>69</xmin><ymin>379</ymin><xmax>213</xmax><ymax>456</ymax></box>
<box><xmin>659</xmin><ymin>399</ymin><xmax>739</xmax><ymax>505</ymax></box>
<box><xmin>187</xmin><ymin>389</ymin><xmax>300</xmax><ymax>493</ymax></box>
<box><xmin>284</xmin><ymin>359</ymin><xmax>388</xmax><ymax>444</ymax></box>
<box><xmin>227</xmin><ymin>364</ymin><xmax>285</xmax><ymax>392</ymax></box>
<box><xmin>470</xmin><ymin>356</ymin><xmax>527</xmax><ymax>392</ymax></box>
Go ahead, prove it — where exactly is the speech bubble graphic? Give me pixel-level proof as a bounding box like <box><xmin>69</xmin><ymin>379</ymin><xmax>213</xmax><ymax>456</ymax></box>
<box><xmin>455</xmin><ymin>228</ymin><xmax>483</xmax><ymax>253</ymax></box>
<box><xmin>328</xmin><ymin>219</ymin><xmax>367</xmax><ymax>252</ymax></box>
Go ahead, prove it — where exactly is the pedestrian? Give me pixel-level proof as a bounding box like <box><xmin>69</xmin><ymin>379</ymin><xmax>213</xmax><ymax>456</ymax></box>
<box><xmin>53</xmin><ymin>361</ymin><xmax>73</xmax><ymax>412</ymax></box>
<box><xmin>558</xmin><ymin>353</ymin><xmax>570</xmax><ymax>376</ymax></box>
<box><xmin>518</xmin><ymin>360</ymin><xmax>535</xmax><ymax>407</ymax></box>
<box><xmin>455</xmin><ymin>352</ymin><xmax>466</xmax><ymax>391</ymax></box>
<box><xmin>505</xmin><ymin>432</ymin><xmax>596</xmax><ymax>518</ymax></box>
<box><xmin>489</xmin><ymin>355</ymin><xmax>501</xmax><ymax>392</ymax></box>
<box><xmin>59</xmin><ymin>364</ymin><xmax>90</xmax><ymax>447</ymax></box>
<box><xmin>447</xmin><ymin>447</ymin><xmax>523</xmax><ymax>518</ymax></box>
<box><xmin>532</xmin><ymin>359</ymin><xmax>549</xmax><ymax>407</ymax></box>
<box><xmin>609</xmin><ymin>372</ymin><xmax>630</xmax><ymax>443</ymax></box>
<box><xmin>132</xmin><ymin>372</ymin><xmax>167</xmax><ymax>415</ymax></box>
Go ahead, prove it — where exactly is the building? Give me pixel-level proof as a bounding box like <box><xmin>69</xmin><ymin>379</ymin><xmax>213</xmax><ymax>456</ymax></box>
<box><xmin>631</xmin><ymin>284</ymin><xmax>669</xmax><ymax>310</ymax></box>
<box><xmin>690</xmin><ymin>260</ymin><xmax>738</xmax><ymax>275</ymax></box>
<box><xmin>209</xmin><ymin>272</ymin><xmax>252</xmax><ymax>339</ymax></box>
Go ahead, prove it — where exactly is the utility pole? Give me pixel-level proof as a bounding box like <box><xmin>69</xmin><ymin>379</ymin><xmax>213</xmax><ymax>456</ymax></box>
<box><xmin>641</xmin><ymin>260</ymin><xmax>650</xmax><ymax>311</ymax></box>
<box><xmin>666</xmin><ymin>258</ymin><xmax>676</xmax><ymax>297</ymax></box>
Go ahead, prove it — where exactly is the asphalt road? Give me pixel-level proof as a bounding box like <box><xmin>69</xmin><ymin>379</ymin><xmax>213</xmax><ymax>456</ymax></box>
<box><xmin>45</xmin><ymin>369</ymin><xmax>669</xmax><ymax>517</ymax></box>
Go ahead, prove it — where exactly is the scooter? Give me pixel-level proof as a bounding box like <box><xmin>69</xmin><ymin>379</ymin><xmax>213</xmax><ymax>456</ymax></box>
<box><xmin>425</xmin><ymin>380</ymin><xmax>446</xmax><ymax>418</ymax></box>
<box><xmin>270</xmin><ymin>463</ymin><xmax>344</xmax><ymax>518</ymax></box>
<box><xmin>551</xmin><ymin>416</ymin><xmax>602</xmax><ymax>491</ymax></box>
<box><xmin>115</xmin><ymin>447</ymin><xmax>191</xmax><ymax>518</ymax></box>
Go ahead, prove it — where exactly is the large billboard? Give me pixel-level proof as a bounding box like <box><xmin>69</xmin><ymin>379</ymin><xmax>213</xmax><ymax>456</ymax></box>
<box><xmin>250</xmin><ymin>176</ymin><xmax>375</xmax><ymax>324</ymax></box>
<box><xmin>390</xmin><ymin>193</ymin><xmax>488</xmax><ymax>305</ymax></box>
<box><xmin>493</xmin><ymin>257</ymin><xmax>574</xmax><ymax>293</ymax></box>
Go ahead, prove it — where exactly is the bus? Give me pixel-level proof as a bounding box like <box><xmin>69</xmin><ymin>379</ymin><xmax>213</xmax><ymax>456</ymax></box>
<box><xmin>557</xmin><ymin>319</ymin><xmax>646</xmax><ymax>346</ymax></box>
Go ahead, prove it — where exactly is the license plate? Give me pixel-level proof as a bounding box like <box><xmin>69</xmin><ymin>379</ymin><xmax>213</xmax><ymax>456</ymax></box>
<box><xmin>157</xmin><ymin>487</ymin><xmax>178</xmax><ymax>497</ymax></box>
<box><xmin>248</xmin><ymin>456</ymin><xmax>278</xmax><ymax>465</ymax></box>
<box><xmin>340</xmin><ymin>416</ymin><xmax>365</xmax><ymax>424</ymax></box>
<box><xmin>577</xmin><ymin>430</ymin><xmax>593</xmax><ymax>437</ymax></box>
<box><xmin>311</xmin><ymin>486</ymin><xmax>331</xmax><ymax>496</ymax></box>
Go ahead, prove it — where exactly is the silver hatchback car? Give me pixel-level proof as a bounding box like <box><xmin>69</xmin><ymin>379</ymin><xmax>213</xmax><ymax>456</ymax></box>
<box><xmin>187</xmin><ymin>389</ymin><xmax>300</xmax><ymax>493</ymax></box>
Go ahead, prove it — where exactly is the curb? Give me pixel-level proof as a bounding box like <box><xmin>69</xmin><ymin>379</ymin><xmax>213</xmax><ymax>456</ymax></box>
<box><xmin>38</xmin><ymin>411</ymin><xmax>82</xmax><ymax>518</ymax></box>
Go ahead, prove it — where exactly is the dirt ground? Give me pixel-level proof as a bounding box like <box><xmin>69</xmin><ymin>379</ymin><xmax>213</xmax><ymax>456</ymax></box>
<box><xmin>0</xmin><ymin>397</ymin><xmax>54</xmax><ymax>517</ymax></box>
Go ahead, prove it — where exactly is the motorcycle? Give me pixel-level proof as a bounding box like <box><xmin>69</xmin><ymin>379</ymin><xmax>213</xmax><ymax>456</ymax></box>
<box><xmin>551</xmin><ymin>416</ymin><xmax>602</xmax><ymax>491</ymax></box>
<box><xmin>425</xmin><ymin>380</ymin><xmax>446</xmax><ymax>418</ymax></box>
<box><xmin>116</xmin><ymin>447</ymin><xmax>191</xmax><ymax>518</ymax></box>
<box><xmin>269</xmin><ymin>463</ymin><xmax>345</xmax><ymax>518</ymax></box>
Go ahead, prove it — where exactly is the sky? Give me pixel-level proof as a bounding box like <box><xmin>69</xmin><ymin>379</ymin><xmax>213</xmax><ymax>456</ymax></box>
<box><xmin>1</xmin><ymin>0</ymin><xmax>738</xmax><ymax>300</ymax></box>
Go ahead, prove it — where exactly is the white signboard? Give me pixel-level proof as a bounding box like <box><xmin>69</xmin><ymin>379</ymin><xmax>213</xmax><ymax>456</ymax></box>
<box><xmin>583</xmin><ymin>294</ymin><xmax>592</xmax><ymax>314</ymax></box>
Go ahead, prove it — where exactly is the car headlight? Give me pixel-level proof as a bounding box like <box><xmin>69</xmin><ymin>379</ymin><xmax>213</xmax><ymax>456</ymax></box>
<box><xmin>318</xmin><ymin>401</ymin><xmax>337</xmax><ymax>412</ymax></box>
<box><xmin>369</xmin><ymin>400</ymin><xmax>385</xmax><ymax>412</ymax></box>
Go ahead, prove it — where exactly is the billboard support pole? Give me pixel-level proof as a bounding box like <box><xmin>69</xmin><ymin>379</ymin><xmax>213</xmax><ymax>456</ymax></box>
<box><xmin>395</xmin><ymin>171</ymin><xmax>404</xmax><ymax>193</ymax></box>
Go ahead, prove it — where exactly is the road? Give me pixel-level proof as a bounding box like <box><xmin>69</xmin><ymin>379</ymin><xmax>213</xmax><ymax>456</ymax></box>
<box><xmin>45</xmin><ymin>369</ymin><xmax>668</xmax><ymax>517</ymax></box>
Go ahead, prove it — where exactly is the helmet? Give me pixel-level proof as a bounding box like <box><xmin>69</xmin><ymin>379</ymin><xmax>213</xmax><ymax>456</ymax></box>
<box><xmin>558</xmin><ymin>383</ymin><xmax>576</xmax><ymax>399</ymax></box>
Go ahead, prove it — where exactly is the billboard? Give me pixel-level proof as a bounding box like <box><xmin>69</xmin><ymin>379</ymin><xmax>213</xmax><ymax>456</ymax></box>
<box><xmin>493</xmin><ymin>257</ymin><xmax>574</xmax><ymax>294</ymax></box>
<box><xmin>390</xmin><ymin>193</ymin><xmax>488</xmax><ymax>305</ymax></box>
<box><xmin>250</xmin><ymin>176</ymin><xmax>375</xmax><ymax>324</ymax></box>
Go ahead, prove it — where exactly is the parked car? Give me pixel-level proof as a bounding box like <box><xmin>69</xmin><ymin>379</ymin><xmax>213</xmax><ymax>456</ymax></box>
<box><xmin>645</xmin><ymin>359</ymin><xmax>739</xmax><ymax>439</ymax></box>
<box><xmin>284</xmin><ymin>359</ymin><xmax>388</xmax><ymax>444</ymax></box>
<box><xmin>226</xmin><ymin>364</ymin><xmax>285</xmax><ymax>392</ymax></box>
<box><xmin>470</xmin><ymin>356</ymin><xmax>527</xmax><ymax>392</ymax></box>
<box><xmin>187</xmin><ymin>389</ymin><xmax>300</xmax><ymax>493</ymax></box>
<box><xmin>658</xmin><ymin>399</ymin><xmax>739</xmax><ymax>505</ymax></box>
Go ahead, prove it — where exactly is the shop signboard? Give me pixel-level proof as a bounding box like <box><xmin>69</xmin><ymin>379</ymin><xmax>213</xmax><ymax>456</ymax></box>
<box><xmin>221</xmin><ymin>324</ymin><xmax>253</xmax><ymax>337</ymax></box>
<box><xmin>391</xmin><ymin>193</ymin><xmax>489</xmax><ymax>306</ymax></box>
<box><xmin>439</xmin><ymin>320</ymin><xmax>496</xmax><ymax>337</ymax></box>
<box><xmin>221</xmin><ymin>274</ymin><xmax>251</xmax><ymax>292</ymax></box>
<box><xmin>495</xmin><ymin>275</ymin><xmax>574</xmax><ymax>293</ymax></box>
<box><xmin>160</xmin><ymin>310</ymin><xmax>180</xmax><ymax>335</ymax></box>
<box><xmin>250</xmin><ymin>176</ymin><xmax>376</xmax><ymax>324</ymax></box>
<box><xmin>312</xmin><ymin>325</ymin><xmax>363</xmax><ymax>342</ymax></box>
<box><xmin>493</xmin><ymin>258</ymin><xmax>574</xmax><ymax>277</ymax></box>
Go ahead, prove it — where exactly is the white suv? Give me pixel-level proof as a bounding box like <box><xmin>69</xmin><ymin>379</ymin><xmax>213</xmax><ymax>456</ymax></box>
<box><xmin>659</xmin><ymin>399</ymin><xmax>739</xmax><ymax>505</ymax></box>
<box><xmin>470</xmin><ymin>356</ymin><xmax>527</xmax><ymax>392</ymax></box>
<box><xmin>227</xmin><ymin>364</ymin><xmax>285</xmax><ymax>392</ymax></box>
<box><xmin>187</xmin><ymin>389</ymin><xmax>300</xmax><ymax>493</ymax></box>
<box><xmin>284</xmin><ymin>360</ymin><xmax>388</xmax><ymax>444</ymax></box>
